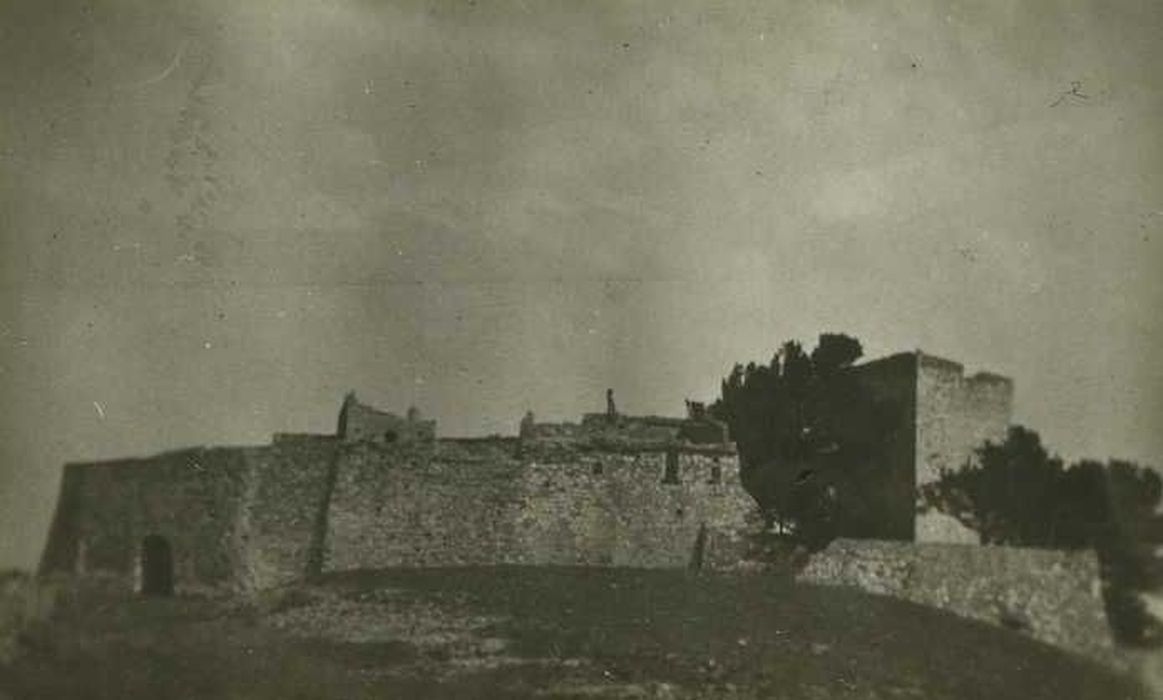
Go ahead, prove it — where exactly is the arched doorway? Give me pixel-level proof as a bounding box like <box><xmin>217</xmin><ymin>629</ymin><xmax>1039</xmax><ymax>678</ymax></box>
<box><xmin>140</xmin><ymin>535</ymin><xmax>174</xmax><ymax>596</ymax></box>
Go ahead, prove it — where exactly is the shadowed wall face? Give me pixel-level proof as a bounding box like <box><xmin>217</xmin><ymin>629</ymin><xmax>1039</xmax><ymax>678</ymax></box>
<box><xmin>40</xmin><ymin>441</ymin><xmax>340</xmax><ymax>593</ymax></box>
<box><xmin>841</xmin><ymin>354</ymin><xmax>921</xmax><ymax>541</ymax></box>
<box><xmin>40</xmin><ymin>450</ymin><xmax>252</xmax><ymax>593</ymax></box>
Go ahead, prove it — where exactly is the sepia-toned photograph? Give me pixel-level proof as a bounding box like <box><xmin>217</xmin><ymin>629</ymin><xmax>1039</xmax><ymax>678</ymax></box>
<box><xmin>1</xmin><ymin>1</ymin><xmax>1161</xmax><ymax>698</ymax></box>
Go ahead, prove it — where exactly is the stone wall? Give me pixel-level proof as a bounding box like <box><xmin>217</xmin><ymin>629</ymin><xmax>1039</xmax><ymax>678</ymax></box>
<box><xmin>323</xmin><ymin>441</ymin><xmax>525</xmax><ymax>569</ymax></box>
<box><xmin>39</xmin><ymin>438</ymin><xmax>345</xmax><ymax>594</ymax></box>
<box><xmin>915</xmin><ymin>355</ymin><xmax>1013</xmax><ymax>484</ymax></box>
<box><xmin>39</xmin><ymin>447</ymin><xmax>253</xmax><ymax>594</ymax></box>
<box><xmin>513</xmin><ymin>448</ymin><xmax>750</xmax><ymax>568</ymax></box>
<box><xmin>42</xmin><ymin>429</ymin><xmax>756</xmax><ymax>593</ymax></box>
<box><xmin>323</xmin><ymin>441</ymin><xmax>755</xmax><ymax>571</ymax></box>
<box><xmin>235</xmin><ymin>437</ymin><xmax>340</xmax><ymax>591</ymax></box>
<box><xmin>798</xmin><ymin>539</ymin><xmax>1114</xmax><ymax>664</ymax></box>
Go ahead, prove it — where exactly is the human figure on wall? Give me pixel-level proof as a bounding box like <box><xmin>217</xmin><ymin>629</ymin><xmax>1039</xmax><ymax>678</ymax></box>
<box><xmin>606</xmin><ymin>388</ymin><xmax>617</xmax><ymax>423</ymax></box>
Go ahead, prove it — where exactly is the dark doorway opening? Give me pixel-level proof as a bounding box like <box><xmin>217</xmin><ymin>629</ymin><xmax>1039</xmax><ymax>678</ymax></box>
<box><xmin>663</xmin><ymin>450</ymin><xmax>680</xmax><ymax>484</ymax></box>
<box><xmin>140</xmin><ymin>535</ymin><xmax>174</xmax><ymax>596</ymax></box>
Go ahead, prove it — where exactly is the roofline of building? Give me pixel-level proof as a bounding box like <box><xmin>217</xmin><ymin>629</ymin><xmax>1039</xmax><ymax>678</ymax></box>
<box><xmin>855</xmin><ymin>349</ymin><xmax>1011</xmax><ymax>384</ymax></box>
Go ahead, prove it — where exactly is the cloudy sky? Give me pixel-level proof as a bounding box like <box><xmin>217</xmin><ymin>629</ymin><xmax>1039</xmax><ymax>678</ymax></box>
<box><xmin>1</xmin><ymin>0</ymin><xmax>1160</xmax><ymax>569</ymax></box>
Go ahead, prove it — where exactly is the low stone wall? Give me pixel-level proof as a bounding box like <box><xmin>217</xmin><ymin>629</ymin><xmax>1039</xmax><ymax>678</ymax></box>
<box><xmin>797</xmin><ymin>539</ymin><xmax>1115</xmax><ymax>664</ymax></box>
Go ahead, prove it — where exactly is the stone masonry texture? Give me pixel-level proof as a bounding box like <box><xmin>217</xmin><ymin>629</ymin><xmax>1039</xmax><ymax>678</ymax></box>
<box><xmin>323</xmin><ymin>442</ymin><xmax>750</xmax><ymax>571</ymax></box>
<box><xmin>799</xmin><ymin>538</ymin><xmax>1113</xmax><ymax>664</ymax></box>
<box><xmin>40</xmin><ymin>405</ymin><xmax>755</xmax><ymax>593</ymax></box>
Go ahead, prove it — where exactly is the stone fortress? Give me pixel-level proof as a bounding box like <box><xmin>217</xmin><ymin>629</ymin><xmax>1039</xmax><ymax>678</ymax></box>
<box><xmin>39</xmin><ymin>390</ymin><xmax>753</xmax><ymax>594</ymax></box>
<box><xmin>38</xmin><ymin>349</ymin><xmax>1012</xmax><ymax>596</ymax></box>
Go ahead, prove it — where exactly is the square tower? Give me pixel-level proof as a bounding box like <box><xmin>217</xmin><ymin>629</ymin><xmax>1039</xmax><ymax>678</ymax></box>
<box><xmin>847</xmin><ymin>351</ymin><xmax>1014</xmax><ymax>543</ymax></box>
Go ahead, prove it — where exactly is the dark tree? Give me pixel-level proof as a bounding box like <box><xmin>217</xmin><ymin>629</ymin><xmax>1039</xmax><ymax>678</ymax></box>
<box><xmin>711</xmin><ymin>332</ymin><xmax>874</xmax><ymax>544</ymax></box>
<box><xmin>810</xmin><ymin>333</ymin><xmax>864</xmax><ymax>375</ymax></box>
<box><xmin>921</xmin><ymin>426</ymin><xmax>1065</xmax><ymax>545</ymax></box>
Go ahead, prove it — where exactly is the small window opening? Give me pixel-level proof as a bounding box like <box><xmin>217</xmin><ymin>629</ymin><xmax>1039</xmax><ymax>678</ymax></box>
<box><xmin>592</xmin><ymin>463</ymin><xmax>604</xmax><ymax>476</ymax></box>
<box><xmin>383</xmin><ymin>430</ymin><xmax>398</xmax><ymax>443</ymax></box>
<box><xmin>709</xmin><ymin>465</ymin><xmax>722</xmax><ymax>484</ymax></box>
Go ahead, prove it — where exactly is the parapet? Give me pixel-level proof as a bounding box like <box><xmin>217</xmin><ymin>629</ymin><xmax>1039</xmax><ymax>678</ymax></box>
<box><xmin>916</xmin><ymin>351</ymin><xmax>966</xmax><ymax>374</ymax></box>
<box><xmin>854</xmin><ymin>352</ymin><xmax>1013</xmax><ymax>393</ymax></box>
<box><xmin>272</xmin><ymin>432</ymin><xmax>337</xmax><ymax>445</ymax></box>
<box><xmin>519</xmin><ymin>401</ymin><xmax>732</xmax><ymax>454</ymax></box>
<box><xmin>914</xmin><ymin>353</ymin><xmax>1014</xmax><ymax>402</ymax></box>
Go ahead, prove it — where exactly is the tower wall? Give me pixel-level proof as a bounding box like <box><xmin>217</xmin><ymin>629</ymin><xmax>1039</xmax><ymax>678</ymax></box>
<box><xmin>915</xmin><ymin>354</ymin><xmax>1013</xmax><ymax>542</ymax></box>
<box><xmin>835</xmin><ymin>352</ymin><xmax>1013</xmax><ymax>544</ymax></box>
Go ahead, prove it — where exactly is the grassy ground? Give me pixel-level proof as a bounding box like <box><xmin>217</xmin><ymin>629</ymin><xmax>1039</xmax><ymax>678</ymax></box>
<box><xmin>0</xmin><ymin>567</ymin><xmax>1148</xmax><ymax>699</ymax></box>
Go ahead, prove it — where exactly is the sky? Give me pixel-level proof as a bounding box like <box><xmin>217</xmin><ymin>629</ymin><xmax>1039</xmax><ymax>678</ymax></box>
<box><xmin>1</xmin><ymin>0</ymin><xmax>1160</xmax><ymax>570</ymax></box>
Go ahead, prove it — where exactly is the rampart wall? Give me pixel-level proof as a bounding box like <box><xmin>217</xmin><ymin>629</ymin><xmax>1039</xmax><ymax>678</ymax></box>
<box><xmin>236</xmin><ymin>438</ymin><xmax>340</xmax><ymax>591</ymax></box>
<box><xmin>41</xmin><ymin>432</ymin><xmax>756</xmax><ymax>593</ymax></box>
<box><xmin>323</xmin><ymin>442</ymin><xmax>753</xmax><ymax>571</ymax></box>
<box><xmin>798</xmin><ymin>538</ymin><xmax>1114</xmax><ymax>664</ymax></box>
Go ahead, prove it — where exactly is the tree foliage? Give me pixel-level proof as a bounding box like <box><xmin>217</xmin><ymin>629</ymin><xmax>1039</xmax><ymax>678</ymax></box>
<box><xmin>710</xmin><ymin>333</ymin><xmax>882</xmax><ymax>544</ymax></box>
<box><xmin>923</xmin><ymin>426</ymin><xmax>1163</xmax><ymax>645</ymax></box>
